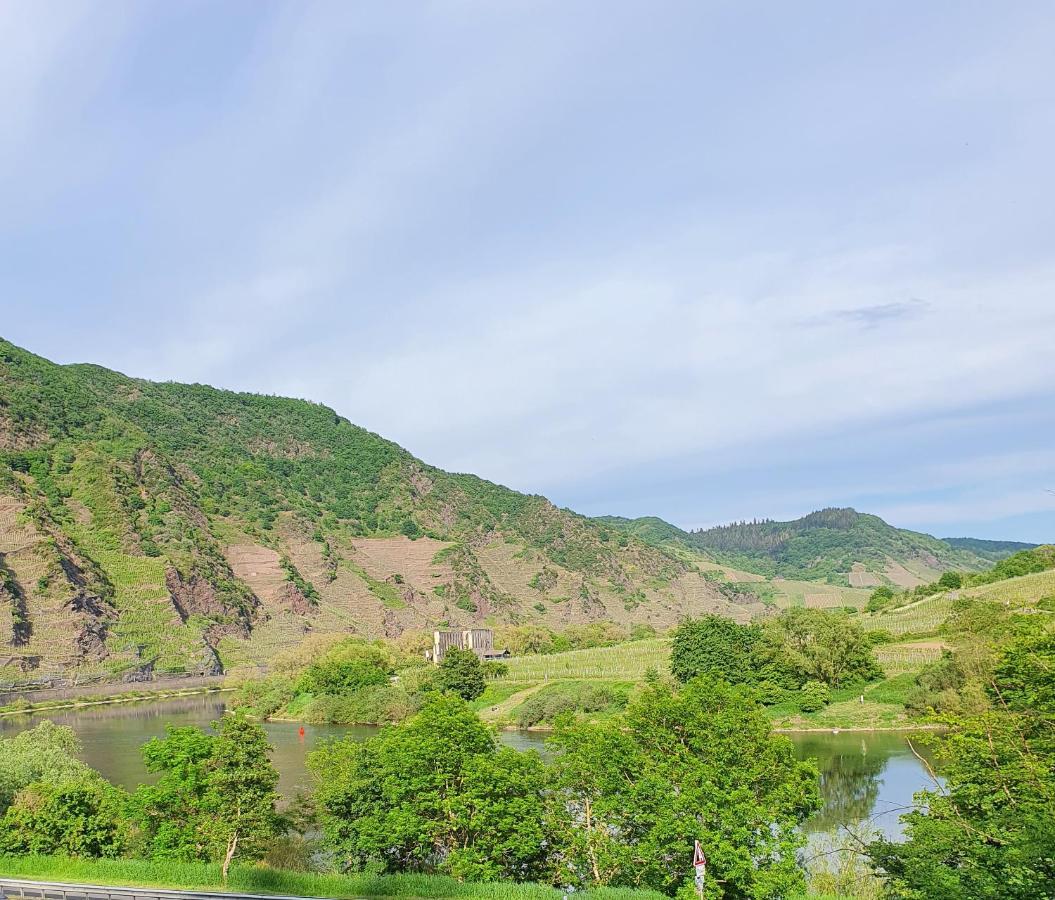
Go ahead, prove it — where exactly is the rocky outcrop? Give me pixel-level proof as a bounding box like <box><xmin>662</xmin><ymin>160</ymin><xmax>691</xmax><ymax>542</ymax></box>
<box><xmin>0</xmin><ymin>558</ymin><xmax>31</xmax><ymax>646</ymax></box>
<box><xmin>276</xmin><ymin>582</ymin><xmax>316</xmax><ymax>617</ymax></box>
<box><xmin>64</xmin><ymin>590</ymin><xmax>117</xmax><ymax>662</ymax></box>
<box><xmin>165</xmin><ymin>567</ymin><xmax>250</xmax><ymax>635</ymax></box>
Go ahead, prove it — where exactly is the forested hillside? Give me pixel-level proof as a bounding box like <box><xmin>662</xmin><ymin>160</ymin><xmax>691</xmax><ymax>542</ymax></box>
<box><xmin>601</xmin><ymin>507</ymin><xmax>1013</xmax><ymax>587</ymax></box>
<box><xmin>0</xmin><ymin>339</ymin><xmax>746</xmax><ymax>683</ymax></box>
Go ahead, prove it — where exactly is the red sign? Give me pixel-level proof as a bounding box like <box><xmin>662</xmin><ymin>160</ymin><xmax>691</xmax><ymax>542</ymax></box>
<box><xmin>693</xmin><ymin>840</ymin><xmax>707</xmax><ymax>869</ymax></box>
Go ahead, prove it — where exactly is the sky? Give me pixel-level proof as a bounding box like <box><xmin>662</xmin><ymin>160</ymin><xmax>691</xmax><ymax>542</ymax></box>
<box><xmin>2</xmin><ymin>1</ymin><xmax>1054</xmax><ymax>542</ymax></box>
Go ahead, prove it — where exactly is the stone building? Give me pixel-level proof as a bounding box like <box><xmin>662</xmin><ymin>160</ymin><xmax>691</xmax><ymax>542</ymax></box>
<box><xmin>430</xmin><ymin>627</ymin><xmax>509</xmax><ymax>664</ymax></box>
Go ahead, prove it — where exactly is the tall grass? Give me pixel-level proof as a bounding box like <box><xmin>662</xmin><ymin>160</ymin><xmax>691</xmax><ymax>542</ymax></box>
<box><xmin>0</xmin><ymin>856</ymin><xmax>665</xmax><ymax>900</ymax></box>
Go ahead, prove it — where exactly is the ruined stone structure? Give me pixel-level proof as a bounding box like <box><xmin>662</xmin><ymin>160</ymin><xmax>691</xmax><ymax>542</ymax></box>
<box><xmin>430</xmin><ymin>627</ymin><xmax>508</xmax><ymax>664</ymax></box>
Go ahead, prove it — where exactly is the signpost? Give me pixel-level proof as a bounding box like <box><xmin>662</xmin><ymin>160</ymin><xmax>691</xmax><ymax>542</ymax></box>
<box><xmin>693</xmin><ymin>840</ymin><xmax>707</xmax><ymax>898</ymax></box>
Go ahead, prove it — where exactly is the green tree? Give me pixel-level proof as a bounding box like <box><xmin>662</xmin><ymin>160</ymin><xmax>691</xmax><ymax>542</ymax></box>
<box><xmin>866</xmin><ymin>585</ymin><xmax>895</xmax><ymax>612</ymax></box>
<box><xmin>670</xmin><ymin>615</ymin><xmax>761</xmax><ymax>684</ymax></box>
<box><xmin>296</xmin><ymin>639</ymin><xmax>392</xmax><ymax>696</ymax></box>
<box><xmin>547</xmin><ymin>677</ymin><xmax>820</xmax><ymax>897</ymax></box>
<box><xmin>0</xmin><ymin>773</ymin><xmax>130</xmax><ymax>858</ymax></box>
<box><xmin>131</xmin><ymin>725</ymin><xmax>215</xmax><ymax>859</ymax></box>
<box><xmin>436</xmin><ymin>647</ymin><xmax>485</xmax><ymax>701</ymax></box>
<box><xmin>0</xmin><ymin>721</ymin><xmax>89</xmax><ymax>813</ymax></box>
<box><xmin>206</xmin><ymin>715</ymin><xmax>284</xmax><ymax>882</ymax></box>
<box><xmin>130</xmin><ymin>717</ymin><xmax>282</xmax><ymax>876</ymax></box>
<box><xmin>763</xmin><ymin>607</ymin><xmax>882</xmax><ymax>687</ymax></box>
<box><xmin>937</xmin><ymin>570</ymin><xmax>963</xmax><ymax>590</ymax></box>
<box><xmin>869</xmin><ymin>625</ymin><xmax>1055</xmax><ymax>897</ymax></box>
<box><xmin>310</xmin><ymin>694</ymin><xmax>549</xmax><ymax>880</ymax></box>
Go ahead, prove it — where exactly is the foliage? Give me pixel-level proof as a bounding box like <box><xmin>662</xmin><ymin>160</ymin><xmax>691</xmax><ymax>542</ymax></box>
<box><xmin>482</xmin><ymin>660</ymin><xmax>509</xmax><ymax>679</ymax></box>
<box><xmin>129</xmin><ymin>716</ymin><xmax>282</xmax><ymax>869</ymax></box>
<box><xmin>669</xmin><ymin>615</ymin><xmax>760</xmax><ymax>684</ymax></box>
<box><xmin>671</xmin><ymin>609</ymin><xmax>881</xmax><ymax>693</ymax></box>
<box><xmin>498</xmin><ymin>623</ymin><xmax>637</xmax><ymax>657</ymax></box>
<box><xmin>514</xmin><ymin>682</ymin><xmax>629</xmax><ymax>728</ymax></box>
<box><xmin>967</xmin><ymin>544</ymin><xmax>1055</xmax><ymax>587</ymax></box>
<box><xmin>866</xmin><ymin>585</ymin><xmax>895</xmax><ymax>612</ymax></box>
<box><xmin>0</xmin><ymin>721</ymin><xmax>90</xmax><ymax>813</ymax></box>
<box><xmin>0</xmin><ymin>773</ymin><xmax>130</xmax><ymax>858</ymax></box>
<box><xmin>296</xmin><ymin>639</ymin><xmax>392</xmax><ymax>696</ymax></box>
<box><xmin>797</xmin><ymin>680</ymin><xmax>830</xmax><ymax>712</ymax></box>
<box><xmin>310</xmin><ymin>694</ymin><xmax>550</xmax><ymax>881</ymax></box>
<box><xmin>869</xmin><ymin>624</ymin><xmax>1055</xmax><ymax>898</ymax></box>
<box><xmin>761</xmin><ymin>607</ymin><xmax>883</xmax><ymax>687</ymax></box>
<box><xmin>436</xmin><ymin>648</ymin><xmax>486</xmax><ymax>701</ymax></box>
<box><xmin>546</xmin><ymin>677</ymin><xmax>820</xmax><ymax>897</ymax></box>
<box><xmin>684</xmin><ymin>507</ymin><xmax>988</xmax><ymax>583</ymax></box>
<box><xmin>205</xmin><ymin>715</ymin><xmax>284</xmax><ymax>881</ymax></box>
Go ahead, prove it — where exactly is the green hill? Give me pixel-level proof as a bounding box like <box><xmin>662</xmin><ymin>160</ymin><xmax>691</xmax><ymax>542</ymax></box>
<box><xmin>0</xmin><ymin>339</ymin><xmax>754</xmax><ymax>684</ymax></box>
<box><xmin>601</xmin><ymin>508</ymin><xmax>1005</xmax><ymax>587</ymax></box>
<box><xmin>941</xmin><ymin>536</ymin><xmax>1038</xmax><ymax>561</ymax></box>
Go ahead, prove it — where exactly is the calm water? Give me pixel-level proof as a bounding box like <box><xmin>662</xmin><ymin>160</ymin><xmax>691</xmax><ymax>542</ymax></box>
<box><xmin>0</xmin><ymin>696</ymin><xmax>936</xmax><ymax>840</ymax></box>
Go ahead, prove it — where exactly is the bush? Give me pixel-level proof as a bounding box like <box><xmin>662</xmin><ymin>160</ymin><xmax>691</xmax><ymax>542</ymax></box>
<box><xmin>435</xmin><ymin>648</ymin><xmax>485</xmax><ymax>701</ymax></box>
<box><xmin>481</xmin><ymin>661</ymin><xmax>508</xmax><ymax>679</ymax></box>
<box><xmin>670</xmin><ymin>616</ymin><xmax>760</xmax><ymax>684</ymax></box>
<box><xmin>0</xmin><ymin>774</ymin><xmax>130</xmax><ymax>857</ymax></box>
<box><xmin>296</xmin><ymin>640</ymin><xmax>392</xmax><ymax>696</ymax></box>
<box><xmin>514</xmin><ymin>682</ymin><xmax>629</xmax><ymax>728</ymax></box>
<box><xmin>797</xmin><ymin>680</ymin><xmax>831</xmax><ymax>713</ymax></box>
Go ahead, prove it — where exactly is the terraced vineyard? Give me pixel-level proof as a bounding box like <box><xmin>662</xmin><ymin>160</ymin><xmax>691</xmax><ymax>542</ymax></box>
<box><xmin>865</xmin><ymin>595</ymin><xmax>956</xmax><ymax>636</ymax></box>
<box><xmin>498</xmin><ymin>638</ymin><xmax>672</xmax><ymax>682</ymax></box>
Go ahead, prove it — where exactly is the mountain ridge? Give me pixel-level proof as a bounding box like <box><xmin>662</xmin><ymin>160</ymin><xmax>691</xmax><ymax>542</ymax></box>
<box><xmin>596</xmin><ymin>507</ymin><xmax>1026</xmax><ymax>587</ymax></box>
<box><xmin>0</xmin><ymin>338</ymin><xmax>748</xmax><ymax>682</ymax></box>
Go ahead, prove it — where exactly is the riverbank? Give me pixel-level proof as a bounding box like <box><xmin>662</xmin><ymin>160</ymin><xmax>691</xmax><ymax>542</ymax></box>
<box><xmin>0</xmin><ymin>685</ymin><xmax>234</xmax><ymax>719</ymax></box>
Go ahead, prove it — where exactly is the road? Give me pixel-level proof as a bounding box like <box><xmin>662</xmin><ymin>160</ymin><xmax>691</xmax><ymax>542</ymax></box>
<box><xmin>0</xmin><ymin>879</ymin><xmax>330</xmax><ymax>900</ymax></box>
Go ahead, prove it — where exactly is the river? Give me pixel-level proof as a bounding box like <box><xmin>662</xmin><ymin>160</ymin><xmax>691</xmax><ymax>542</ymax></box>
<box><xmin>0</xmin><ymin>695</ymin><xmax>936</xmax><ymax>841</ymax></box>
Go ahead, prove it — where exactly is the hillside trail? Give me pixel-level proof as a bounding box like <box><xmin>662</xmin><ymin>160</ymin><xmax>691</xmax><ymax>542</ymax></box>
<box><xmin>479</xmin><ymin>682</ymin><xmax>547</xmax><ymax>723</ymax></box>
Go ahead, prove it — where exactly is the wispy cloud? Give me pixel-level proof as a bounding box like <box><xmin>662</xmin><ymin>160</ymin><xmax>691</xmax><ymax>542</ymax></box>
<box><xmin>2</xmin><ymin>1</ymin><xmax>1054</xmax><ymax>542</ymax></box>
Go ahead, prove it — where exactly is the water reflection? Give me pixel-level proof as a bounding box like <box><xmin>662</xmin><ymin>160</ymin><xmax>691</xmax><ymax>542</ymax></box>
<box><xmin>0</xmin><ymin>698</ymin><xmax>936</xmax><ymax>840</ymax></box>
<box><xmin>793</xmin><ymin>731</ymin><xmax>937</xmax><ymax>839</ymax></box>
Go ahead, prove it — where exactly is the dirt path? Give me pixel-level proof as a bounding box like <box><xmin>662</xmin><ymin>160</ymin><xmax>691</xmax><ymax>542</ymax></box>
<box><xmin>479</xmin><ymin>683</ymin><xmax>546</xmax><ymax>723</ymax></box>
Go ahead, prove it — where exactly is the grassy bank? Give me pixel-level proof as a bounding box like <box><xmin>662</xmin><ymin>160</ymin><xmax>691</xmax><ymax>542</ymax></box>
<box><xmin>0</xmin><ymin>855</ymin><xmax>666</xmax><ymax>900</ymax></box>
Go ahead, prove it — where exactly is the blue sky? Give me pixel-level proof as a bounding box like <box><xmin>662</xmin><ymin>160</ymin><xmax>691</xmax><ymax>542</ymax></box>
<box><xmin>2</xmin><ymin>1</ymin><xmax>1054</xmax><ymax>542</ymax></box>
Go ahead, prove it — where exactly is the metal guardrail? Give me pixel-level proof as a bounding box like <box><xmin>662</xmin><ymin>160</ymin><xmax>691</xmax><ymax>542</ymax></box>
<box><xmin>0</xmin><ymin>878</ymin><xmax>332</xmax><ymax>900</ymax></box>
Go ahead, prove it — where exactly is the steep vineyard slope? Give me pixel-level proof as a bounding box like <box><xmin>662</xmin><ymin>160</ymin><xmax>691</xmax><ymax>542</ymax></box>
<box><xmin>0</xmin><ymin>338</ymin><xmax>729</xmax><ymax>682</ymax></box>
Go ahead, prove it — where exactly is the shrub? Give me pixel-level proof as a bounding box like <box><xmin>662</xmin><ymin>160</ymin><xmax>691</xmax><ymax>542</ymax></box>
<box><xmin>670</xmin><ymin>615</ymin><xmax>760</xmax><ymax>684</ymax></box>
<box><xmin>514</xmin><ymin>682</ymin><xmax>628</xmax><ymax>728</ymax></box>
<box><xmin>435</xmin><ymin>648</ymin><xmax>485</xmax><ymax>701</ymax></box>
<box><xmin>481</xmin><ymin>660</ymin><xmax>508</xmax><ymax>679</ymax></box>
<box><xmin>798</xmin><ymin>680</ymin><xmax>831</xmax><ymax>712</ymax></box>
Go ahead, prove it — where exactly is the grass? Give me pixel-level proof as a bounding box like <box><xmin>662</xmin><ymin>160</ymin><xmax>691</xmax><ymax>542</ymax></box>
<box><xmin>0</xmin><ymin>855</ymin><xmax>665</xmax><ymax>900</ymax></box>
<box><xmin>468</xmin><ymin>681</ymin><xmax>530</xmax><ymax>711</ymax></box>
<box><xmin>767</xmin><ymin>673</ymin><xmax>920</xmax><ymax>730</ymax></box>
<box><xmin>497</xmin><ymin>639</ymin><xmax>670</xmax><ymax>682</ymax></box>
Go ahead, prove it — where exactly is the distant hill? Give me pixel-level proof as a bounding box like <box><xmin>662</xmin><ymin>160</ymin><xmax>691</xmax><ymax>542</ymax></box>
<box><xmin>600</xmin><ymin>508</ymin><xmax>1011</xmax><ymax>587</ymax></box>
<box><xmin>0</xmin><ymin>339</ymin><xmax>751</xmax><ymax>683</ymax></box>
<box><xmin>941</xmin><ymin>536</ymin><xmax>1038</xmax><ymax>562</ymax></box>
